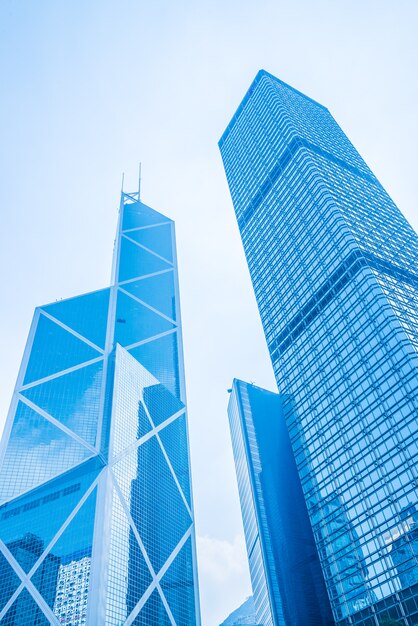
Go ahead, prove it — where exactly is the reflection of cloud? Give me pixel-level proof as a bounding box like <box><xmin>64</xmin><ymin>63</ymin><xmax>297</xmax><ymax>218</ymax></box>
<box><xmin>67</xmin><ymin>368</ymin><xmax>103</xmax><ymax>445</ymax></box>
<box><xmin>196</xmin><ymin>534</ymin><xmax>252</xmax><ymax>626</ymax></box>
<box><xmin>0</xmin><ymin>432</ymin><xmax>89</xmax><ymax>502</ymax></box>
<box><xmin>0</xmin><ymin>403</ymin><xmax>90</xmax><ymax>503</ymax></box>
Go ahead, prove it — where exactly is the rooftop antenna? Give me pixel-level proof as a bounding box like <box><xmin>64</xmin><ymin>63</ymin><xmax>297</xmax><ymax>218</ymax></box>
<box><xmin>138</xmin><ymin>163</ymin><xmax>142</xmax><ymax>200</ymax></box>
<box><xmin>121</xmin><ymin>172</ymin><xmax>125</xmax><ymax>194</ymax></box>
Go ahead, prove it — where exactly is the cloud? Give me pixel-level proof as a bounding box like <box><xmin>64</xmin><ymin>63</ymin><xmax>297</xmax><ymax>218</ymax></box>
<box><xmin>196</xmin><ymin>534</ymin><xmax>252</xmax><ymax>626</ymax></box>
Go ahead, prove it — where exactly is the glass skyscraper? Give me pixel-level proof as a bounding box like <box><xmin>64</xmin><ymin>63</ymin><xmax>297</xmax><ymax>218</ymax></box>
<box><xmin>227</xmin><ymin>379</ymin><xmax>333</xmax><ymax>626</ymax></box>
<box><xmin>0</xmin><ymin>189</ymin><xmax>200</xmax><ymax>625</ymax></box>
<box><xmin>219</xmin><ymin>71</ymin><xmax>418</xmax><ymax>625</ymax></box>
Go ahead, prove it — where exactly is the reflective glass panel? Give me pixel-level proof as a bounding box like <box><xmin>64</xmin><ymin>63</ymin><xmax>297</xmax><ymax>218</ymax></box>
<box><xmin>142</xmin><ymin>383</ymin><xmax>184</xmax><ymax>428</ymax></box>
<box><xmin>160</xmin><ymin>537</ymin><xmax>196</xmax><ymax>626</ymax></box>
<box><xmin>21</xmin><ymin>361</ymin><xmax>103</xmax><ymax>447</ymax></box>
<box><xmin>112</xmin><ymin>436</ymin><xmax>192</xmax><ymax>574</ymax></box>
<box><xmin>24</xmin><ymin>314</ymin><xmax>101</xmax><ymax>385</ymax></box>
<box><xmin>122</xmin><ymin>201</ymin><xmax>170</xmax><ymax>231</ymax></box>
<box><xmin>126</xmin><ymin>224</ymin><xmax>173</xmax><ymax>262</ymax></box>
<box><xmin>42</xmin><ymin>288</ymin><xmax>110</xmax><ymax>350</ymax></box>
<box><xmin>118</xmin><ymin>237</ymin><xmax>171</xmax><ymax>283</ymax></box>
<box><xmin>111</xmin><ymin>347</ymin><xmax>157</xmax><ymax>458</ymax></box>
<box><xmin>121</xmin><ymin>271</ymin><xmax>176</xmax><ymax>320</ymax></box>
<box><xmin>0</xmin><ymin>402</ymin><xmax>93</xmax><ymax>503</ymax></box>
<box><xmin>41</xmin><ymin>487</ymin><xmax>97</xmax><ymax>623</ymax></box>
<box><xmin>128</xmin><ymin>332</ymin><xmax>180</xmax><ymax>398</ymax></box>
<box><xmin>159</xmin><ymin>415</ymin><xmax>191</xmax><ymax>507</ymax></box>
<box><xmin>0</xmin><ymin>588</ymin><xmax>49</xmax><ymax>625</ymax></box>
<box><xmin>0</xmin><ymin>458</ymin><xmax>102</xmax><ymax>574</ymax></box>
<box><xmin>130</xmin><ymin>589</ymin><xmax>171</xmax><ymax>626</ymax></box>
<box><xmin>0</xmin><ymin>552</ymin><xmax>21</xmax><ymax>614</ymax></box>
<box><xmin>105</xmin><ymin>486</ymin><xmax>152</xmax><ymax>625</ymax></box>
<box><xmin>114</xmin><ymin>290</ymin><xmax>175</xmax><ymax>347</ymax></box>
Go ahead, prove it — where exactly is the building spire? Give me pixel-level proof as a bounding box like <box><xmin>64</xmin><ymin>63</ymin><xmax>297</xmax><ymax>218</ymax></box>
<box><xmin>138</xmin><ymin>162</ymin><xmax>142</xmax><ymax>200</ymax></box>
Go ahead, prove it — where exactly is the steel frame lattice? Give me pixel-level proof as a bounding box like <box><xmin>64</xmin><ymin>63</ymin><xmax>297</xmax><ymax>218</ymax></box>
<box><xmin>0</xmin><ymin>190</ymin><xmax>200</xmax><ymax>625</ymax></box>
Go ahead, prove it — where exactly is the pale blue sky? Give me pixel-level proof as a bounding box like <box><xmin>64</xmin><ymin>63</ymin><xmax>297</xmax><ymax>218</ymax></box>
<box><xmin>0</xmin><ymin>2</ymin><xmax>417</xmax><ymax>624</ymax></box>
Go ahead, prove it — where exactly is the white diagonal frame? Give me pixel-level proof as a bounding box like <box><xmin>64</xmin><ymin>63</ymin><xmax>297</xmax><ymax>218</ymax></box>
<box><xmin>18</xmin><ymin>394</ymin><xmax>98</xmax><ymax>455</ymax></box>
<box><xmin>0</xmin><ymin>474</ymin><xmax>101</xmax><ymax>622</ymax></box>
<box><xmin>141</xmin><ymin>401</ymin><xmax>192</xmax><ymax>519</ymax></box>
<box><xmin>40</xmin><ymin>310</ymin><xmax>105</xmax><ymax>354</ymax></box>
<box><xmin>121</xmin><ymin>233</ymin><xmax>174</xmax><ymax>266</ymax></box>
<box><xmin>124</xmin><ymin>327</ymin><xmax>177</xmax><ymax>353</ymax></box>
<box><xmin>0</xmin><ymin>454</ymin><xmax>99</xmax><ymax>510</ymax></box>
<box><xmin>124</xmin><ymin>525</ymin><xmax>193</xmax><ymax>626</ymax></box>
<box><xmin>19</xmin><ymin>356</ymin><xmax>104</xmax><ymax>392</ymax></box>
<box><xmin>118</xmin><ymin>267</ymin><xmax>174</xmax><ymax>287</ymax></box>
<box><xmin>111</xmin><ymin>474</ymin><xmax>177</xmax><ymax>626</ymax></box>
<box><xmin>111</xmin><ymin>408</ymin><xmax>185</xmax><ymax>466</ymax></box>
<box><xmin>118</xmin><ymin>286</ymin><xmax>177</xmax><ymax>325</ymax></box>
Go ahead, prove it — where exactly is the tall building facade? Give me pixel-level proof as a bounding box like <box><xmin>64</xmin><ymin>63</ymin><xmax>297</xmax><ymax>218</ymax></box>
<box><xmin>0</xmin><ymin>189</ymin><xmax>200</xmax><ymax>625</ymax></box>
<box><xmin>220</xmin><ymin>71</ymin><xmax>418</xmax><ymax>625</ymax></box>
<box><xmin>227</xmin><ymin>379</ymin><xmax>333</xmax><ymax>626</ymax></box>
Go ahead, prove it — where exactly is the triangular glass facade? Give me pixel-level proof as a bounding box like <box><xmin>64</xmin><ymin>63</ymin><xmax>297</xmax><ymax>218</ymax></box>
<box><xmin>0</xmin><ymin>192</ymin><xmax>200</xmax><ymax>624</ymax></box>
<box><xmin>42</xmin><ymin>288</ymin><xmax>110</xmax><ymax>350</ymax></box>
<box><xmin>127</xmin><ymin>223</ymin><xmax>174</xmax><ymax>262</ymax></box>
<box><xmin>20</xmin><ymin>361</ymin><xmax>104</xmax><ymax>447</ymax></box>
<box><xmin>24</xmin><ymin>314</ymin><xmax>102</xmax><ymax>385</ymax></box>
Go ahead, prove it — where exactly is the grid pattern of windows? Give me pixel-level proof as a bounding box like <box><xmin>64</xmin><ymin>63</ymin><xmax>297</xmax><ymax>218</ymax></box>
<box><xmin>228</xmin><ymin>380</ymin><xmax>333</xmax><ymax>626</ymax></box>
<box><xmin>220</xmin><ymin>71</ymin><xmax>418</xmax><ymax>626</ymax></box>
<box><xmin>0</xmin><ymin>192</ymin><xmax>200</xmax><ymax>624</ymax></box>
<box><xmin>54</xmin><ymin>556</ymin><xmax>91</xmax><ymax>625</ymax></box>
<box><xmin>228</xmin><ymin>382</ymin><xmax>276</xmax><ymax>626</ymax></box>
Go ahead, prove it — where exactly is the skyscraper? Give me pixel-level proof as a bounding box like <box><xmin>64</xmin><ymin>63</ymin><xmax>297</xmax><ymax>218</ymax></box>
<box><xmin>0</xmin><ymin>188</ymin><xmax>200</xmax><ymax>625</ymax></box>
<box><xmin>219</xmin><ymin>71</ymin><xmax>418</xmax><ymax>625</ymax></box>
<box><xmin>227</xmin><ymin>379</ymin><xmax>333</xmax><ymax>626</ymax></box>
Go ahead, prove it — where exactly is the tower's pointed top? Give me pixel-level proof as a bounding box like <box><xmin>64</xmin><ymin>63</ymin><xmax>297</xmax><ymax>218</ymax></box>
<box><xmin>138</xmin><ymin>162</ymin><xmax>142</xmax><ymax>200</ymax></box>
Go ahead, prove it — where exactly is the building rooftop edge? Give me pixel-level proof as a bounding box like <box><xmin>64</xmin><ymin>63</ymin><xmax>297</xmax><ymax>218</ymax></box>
<box><xmin>231</xmin><ymin>377</ymin><xmax>279</xmax><ymax>397</ymax></box>
<box><xmin>218</xmin><ymin>69</ymin><xmax>328</xmax><ymax>148</ymax></box>
<box><xmin>121</xmin><ymin>192</ymin><xmax>174</xmax><ymax>223</ymax></box>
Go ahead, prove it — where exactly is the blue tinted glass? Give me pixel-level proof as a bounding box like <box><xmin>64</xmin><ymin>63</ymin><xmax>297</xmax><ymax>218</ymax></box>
<box><xmin>105</xmin><ymin>486</ymin><xmax>152</xmax><ymax>623</ymax></box>
<box><xmin>128</xmin><ymin>332</ymin><xmax>180</xmax><ymax>397</ymax></box>
<box><xmin>0</xmin><ymin>402</ymin><xmax>93</xmax><ymax>503</ymax></box>
<box><xmin>21</xmin><ymin>361</ymin><xmax>103</xmax><ymax>447</ymax></box>
<box><xmin>220</xmin><ymin>71</ymin><xmax>418</xmax><ymax>625</ymax></box>
<box><xmin>24</xmin><ymin>314</ymin><xmax>102</xmax><ymax>385</ymax></box>
<box><xmin>126</xmin><ymin>223</ymin><xmax>173</xmax><ymax>262</ymax></box>
<box><xmin>122</xmin><ymin>200</ymin><xmax>170</xmax><ymax>231</ymax></box>
<box><xmin>0</xmin><ymin>458</ymin><xmax>101</xmax><ymax>574</ymax></box>
<box><xmin>142</xmin><ymin>384</ymin><xmax>184</xmax><ymax>427</ymax></box>
<box><xmin>113</xmin><ymin>436</ymin><xmax>192</xmax><ymax>574</ymax></box>
<box><xmin>114</xmin><ymin>290</ymin><xmax>175</xmax><ymax>347</ymax></box>
<box><xmin>131</xmin><ymin>589</ymin><xmax>171</xmax><ymax>625</ymax></box>
<box><xmin>33</xmin><ymin>487</ymin><xmax>97</xmax><ymax>621</ymax></box>
<box><xmin>159</xmin><ymin>415</ymin><xmax>191</xmax><ymax>507</ymax></box>
<box><xmin>121</xmin><ymin>271</ymin><xmax>176</xmax><ymax>320</ymax></box>
<box><xmin>137</xmin><ymin>403</ymin><xmax>152</xmax><ymax>439</ymax></box>
<box><xmin>0</xmin><ymin>588</ymin><xmax>49</xmax><ymax>625</ymax></box>
<box><xmin>160</xmin><ymin>537</ymin><xmax>196</xmax><ymax>626</ymax></box>
<box><xmin>0</xmin><ymin>189</ymin><xmax>198</xmax><ymax>624</ymax></box>
<box><xmin>118</xmin><ymin>237</ymin><xmax>171</xmax><ymax>282</ymax></box>
<box><xmin>111</xmin><ymin>347</ymin><xmax>156</xmax><ymax>458</ymax></box>
<box><xmin>0</xmin><ymin>552</ymin><xmax>21</xmax><ymax>613</ymax></box>
<box><xmin>42</xmin><ymin>288</ymin><xmax>110</xmax><ymax>350</ymax></box>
